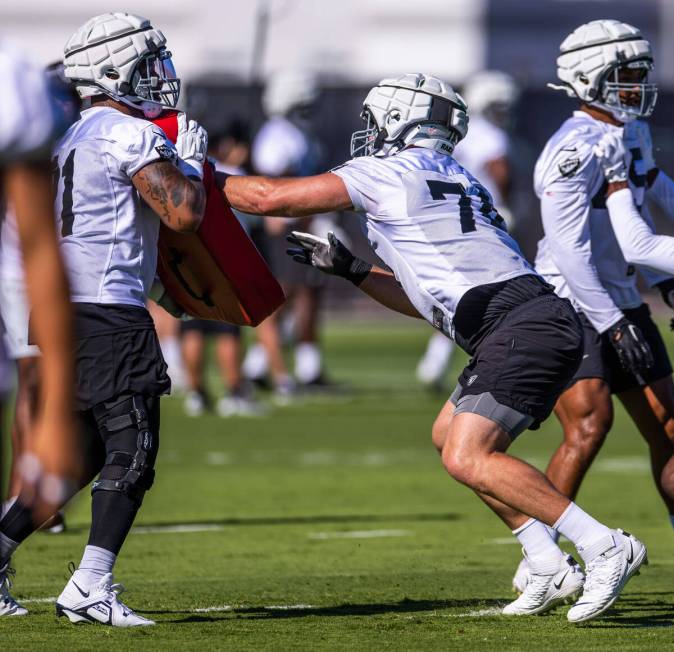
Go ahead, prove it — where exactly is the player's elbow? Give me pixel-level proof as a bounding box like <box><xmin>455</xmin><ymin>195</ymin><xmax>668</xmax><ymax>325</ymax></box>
<box><xmin>176</xmin><ymin>184</ymin><xmax>206</xmax><ymax>232</ymax></box>
<box><xmin>619</xmin><ymin>239</ymin><xmax>653</xmax><ymax>266</ymax></box>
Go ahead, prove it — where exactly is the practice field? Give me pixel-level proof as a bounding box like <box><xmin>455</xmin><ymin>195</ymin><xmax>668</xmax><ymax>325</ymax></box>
<box><xmin>2</xmin><ymin>318</ymin><xmax>674</xmax><ymax>650</ymax></box>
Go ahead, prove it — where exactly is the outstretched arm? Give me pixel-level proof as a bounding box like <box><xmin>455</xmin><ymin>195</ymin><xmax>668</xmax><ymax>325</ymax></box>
<box><xmin>286</xmin><ymin>231</ymin><xmax>421</xmax><ymax>319</ymax></box>
<box><xmin>219</xmin><ymin>172</ymin><xmax>353</xmax><ymax>217</ymax></box>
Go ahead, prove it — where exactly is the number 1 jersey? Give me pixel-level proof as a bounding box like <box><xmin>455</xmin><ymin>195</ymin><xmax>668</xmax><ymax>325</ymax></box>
<box><xmin>53</xmin><ymin>106</ymin><xmax>178</xmax><ymax>307</ymax></box>
<box><xmin>332</xmin><ymin>147</ymin><xmax>535</xmax><ymax>337</ymax></box>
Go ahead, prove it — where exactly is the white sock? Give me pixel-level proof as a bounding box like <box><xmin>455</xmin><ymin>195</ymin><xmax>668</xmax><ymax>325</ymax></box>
<box><xmin>417</xmin><ymin>333</ymin><xmax>454</xmax><ymax>384</ymax></box>
<box><xmin>545</xmin><ymin>523</ymin><xmax>560</xmax><ymax>543</ymax></box>
<box><xmin>242</xmin><ymin>344</ymin><xmax>269</xmax><ymax>380</ymax></box>
<box><xmin>1</xmin><ymin>496</ymin><xmax>18</xmax><ymax>519</ymax></box>
<box><xmin>74</xmin><ymin>545</ymin><xmax>116</xmax><ymax>585</ymax></box>
<box><xmin>553</xmin><ymin>502</ymin><xmax>613</xmax><ymax>563</ymax></box>
<box><xmin>295</xmin><ymin>343</ymin><xmax>322</xmax><ymax>384</ymax></box>
<box><xmin>513</xmin><ymin>518</ymin><xmax>564</xmax><ymax>564</ymax></box>
<box><xmin>0</xmin><ymin>532</ymin><xmax>19</xmax><ymax>567</ymax></box>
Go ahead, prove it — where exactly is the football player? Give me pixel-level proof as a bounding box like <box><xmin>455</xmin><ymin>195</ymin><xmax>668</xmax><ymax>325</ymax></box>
<box><xmin>244</xmin><ymin>69</ymin><xmax>329</xmax><ymax>396</ymax></box>
<box><xmin>0</xmin><ymin>43</ymin><xmax>77</xmax><ymax>615</ymax></box>
<box><xmin>508</xmin><ymin>19</ymin><xmax>674</xmax><ymax>603</ymax></box>
<box><xmin>416</xmin><ymin>70</ymin><xmax>520</xmax><ymax>389</ymax></box>
<box><xmin>0</xmin><ymin>12</ymin><xmax>207</xmax><ymax>626</ymax></box>
<box><xmin>219</xmin><ymin>73</ymin><xmax>647</xmax><ymax>623</ymax></box>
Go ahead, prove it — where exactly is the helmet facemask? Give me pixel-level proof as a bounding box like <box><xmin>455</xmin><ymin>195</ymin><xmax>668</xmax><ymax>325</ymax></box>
<box><xmin>350</xmin><ymin>109</ymin><xmax>384</xmax><ymax>158</ymax></box>
<box><xmin>121</xmin><ymin>49</ymin><xmax>180</xmax><ymax>118</ymax></box>
<box><xmin>596</xmin><ymin>60</ymin><xmax>657</xmax><ymax>122</ymax></box>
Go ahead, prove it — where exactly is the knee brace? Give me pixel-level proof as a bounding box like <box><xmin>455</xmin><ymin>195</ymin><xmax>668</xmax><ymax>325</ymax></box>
<box><xmin>91</xmin><ymin>395</ymin><xmax>158</xmax><ymax>503</ymax></box>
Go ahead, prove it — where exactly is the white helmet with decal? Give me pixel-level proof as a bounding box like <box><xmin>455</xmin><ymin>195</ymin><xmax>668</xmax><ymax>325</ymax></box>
<box><xmin>549</xmin><ymin>19</ymin><xmax>657</xmax><ymax>122</ymax></box>
<box><xmin>63</xmin><ymin>12</ymin><xmax>180</xmax><ymax>119</ymax></box>
<box><xmin>350</xmin><ymin>73</ymin><xmax>468</xmax><ymax>158</ymax></box>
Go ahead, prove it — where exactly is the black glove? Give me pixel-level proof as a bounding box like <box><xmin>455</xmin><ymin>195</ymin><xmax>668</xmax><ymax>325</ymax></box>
<box><xmin>286</xmin><ymin>231</ymin><xmax>372</xmax><ymax>286</ymax></box>
<box><xmin>655</xmin><ymin>278</ymin><xmax>674</xmax><ymax>330</ymax></box>
<box><xmin>608</xmin><ymin>317</ymin><xmax>654</xmax><ymax>379</ymax></box>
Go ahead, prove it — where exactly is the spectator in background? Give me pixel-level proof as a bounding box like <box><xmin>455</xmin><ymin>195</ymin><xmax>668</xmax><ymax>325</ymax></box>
<box><xmin>244</xmin><ymin>69</ymin><xmax>336</xmax><ymax>397</ymax></box>
<box><xmin>416</xmin><ymin>71</ymin><xmax>520</xmax><ymax>389</ymax></box>
<box><xmin>181</xmin><ymin>122</ymin><xmax>266</xmax><ymax>417</ymax></box>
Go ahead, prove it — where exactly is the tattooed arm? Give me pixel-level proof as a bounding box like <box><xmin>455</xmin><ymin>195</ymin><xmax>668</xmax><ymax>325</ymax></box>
<box><xmin>132</xmin><ymin>160</ymin><xmax>206</xmax><ymax>232</ymax></box>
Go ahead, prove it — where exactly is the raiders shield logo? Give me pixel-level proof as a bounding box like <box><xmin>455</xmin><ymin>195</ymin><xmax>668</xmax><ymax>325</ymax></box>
<box><xmin>155</xmin><ymin>145</ymin><xmax>177</xmax><ymax>162</ymax></box>
<box><xmin>558</xmin><ymin>157</ymin><xmax>581</xmax><ymax>177</ymax></box>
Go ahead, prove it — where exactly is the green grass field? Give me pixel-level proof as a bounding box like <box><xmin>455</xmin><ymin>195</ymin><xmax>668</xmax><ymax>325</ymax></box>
<box><xmin>2</xmin><ymin>318</ymin><xmax>674</xmax><ymax>650</ymax></box>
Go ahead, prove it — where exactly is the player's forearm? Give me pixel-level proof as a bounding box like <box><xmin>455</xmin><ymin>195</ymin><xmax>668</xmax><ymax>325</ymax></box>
<box><xmin>606</xmin><ymin>187</ymin><xmax>674</xmax><ymax>274</ymax></box>
<box><xmin>221</xmin><ymin>173</ymin><xmax>353</xmax><ymax>217</ymax></box>
<box><xmin>7</xmin><ymin>163</ymin><xmax>74</xmax><ymax>414</ymax></box>
<box><xmin>359</xmin><ymin>267</ymin><xmax>423</xmax><ymax>319</ymax></box>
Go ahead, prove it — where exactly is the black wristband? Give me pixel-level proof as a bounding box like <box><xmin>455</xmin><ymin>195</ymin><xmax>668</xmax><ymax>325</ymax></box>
<box><xmin>345</xmin><ymin>258</ymin><xmax>373</xmax><ymax>286</ymax></box>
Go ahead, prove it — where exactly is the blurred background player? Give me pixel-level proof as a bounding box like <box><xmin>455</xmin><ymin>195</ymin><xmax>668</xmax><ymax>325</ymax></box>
<box><xmin>0</xmin><ymin>63</ymin><xmax>78</xmax><ymax>536</ymax></box>
<box><xmin>0</xmin><ymin>41</ymin><xmax>77</xmax><ymax>615</ymax></box>
<box><xmin>180</xmin><ymin>121</ymin><xmax>266</xmax><ymax>417</ymax></box>
<box><xmin>244</xmin><ymin>69</ymin><xmax>335</xmax><ymax>396</ymax></box>
<box><xmin>416</xmin><ymin>71</ymin><xmax>520</xmax><ymax>389</ymax></box>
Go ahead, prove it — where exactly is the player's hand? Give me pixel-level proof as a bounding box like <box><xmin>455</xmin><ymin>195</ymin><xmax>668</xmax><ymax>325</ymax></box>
<box><xmin>608</xmin><ymin>317</ymin><xmax>654</xmax><ymax>378</ymax></box>
<box><xmin>624</xmin><ymin>119</ymin><xmax>656</xmax><ymax>172</ymax></box>
<box><xmin>655</xmin><ymin>278</ymin><xmax>674</xmax><ymax>330</ymax></box>
<box><xmin>176</xmin><ymin>113</ymin><xmax>208</xmax><ymax>179</ymax></box>
<box><xmin>286</xmin><ymin>231</ymin><xmax>372</xmax><ymax>285</ymax></box>
<box><xmin>593</xmin><ymin>131</ymin><xmax>628</xmax><ymax>184</ymax></box>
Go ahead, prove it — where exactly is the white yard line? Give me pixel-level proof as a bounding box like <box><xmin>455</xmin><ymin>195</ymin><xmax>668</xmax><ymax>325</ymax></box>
<box><xmin>133</xmin><ymin>523</ymin><xmax>227</xmax><ymax>534</ymax></box>
<box><xmin>21</xmin><ymin>596</ymin><xmax>56</xmax><ymax>604</ymax></box>
<box><xmin>308</xmin><ymin>529</ymin><xmax>412</xmax><ymax>540</ymax></box>
<box><xmin>489</xmin><ymin>537</ymin><xmax>520</xmax><ymax>545</ymax></box>
<box><xmin>192</xmin><ymin>603</ymin><xmax>315</xmax><ymax>613</ymax></box>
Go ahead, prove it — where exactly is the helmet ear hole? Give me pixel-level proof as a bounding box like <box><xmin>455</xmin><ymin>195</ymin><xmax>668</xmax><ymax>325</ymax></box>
<box><xmin>104</xmin><ymin>68</ymin><xmax>120</xmax><ymax>80</ymax></box>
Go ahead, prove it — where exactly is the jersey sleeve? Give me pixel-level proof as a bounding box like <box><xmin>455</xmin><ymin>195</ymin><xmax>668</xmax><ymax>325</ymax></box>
<box><xmin>607</xmin><ymin>188</ymin><xmax>674</xmax><ymax>276</ymax></box>
<box><xmin>0</xmin><ymin>45</ymin><xmax>55</xmax><ymax>164</ymax></box>
<box><xmin>539</xmin><ymin>150</ymin><xmax>624</xmax><ymax>333</ymax></box>
<box><xmin>330</xmin><ymin>157</ymin><xmax>396</xmax><ymax>216</ymax></box>
<box><xmin>120</xmin><ymin>123</ymin><xmax>178</xmax><ymax>178</ymax></box>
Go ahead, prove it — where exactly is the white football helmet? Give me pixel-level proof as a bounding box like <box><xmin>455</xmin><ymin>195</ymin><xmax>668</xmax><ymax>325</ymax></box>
<box><xmin>63</xmin><ymin>12</ymin><xmax>180</xmax><ymax>119</ymax></box>
<box><xmin>263</xmin><ymin>69</ymin><xmax>319</xmax><ymax>117</ymax></box>
<box><xmin>351</xmin><ymin>73</ymin><xmax>468</xmax><ymax>158</ymax></box>
<box><xmin>549</xmin><ymin>19</ymin><xmax>657</xmax><ymax>123</ymax></box>
<box><xmin>462</xmin><ymin>70</ymin><xmax>519</xmax><ymax>128</ymax></box>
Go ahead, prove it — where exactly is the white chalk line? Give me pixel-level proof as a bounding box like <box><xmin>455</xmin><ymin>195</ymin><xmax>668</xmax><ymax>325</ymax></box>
<box><xmin>133</xmin><ymin>523</ymin><xmax>227</xmax><ymax>535</ymax></box>
<box><xmin>21</xmin><ymin>596</ymin><xmax>56</xmax><ymax>604</ymax></box>
<box><xmin>308</xmin><ymin>529</ymin><xmax>412</xmax><ymax>540</ymax></box>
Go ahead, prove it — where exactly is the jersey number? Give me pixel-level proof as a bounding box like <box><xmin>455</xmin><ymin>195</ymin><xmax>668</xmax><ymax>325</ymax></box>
<box><xmin>52</xmin><ymin>148</ymin><xmax>76</xmax><ymax>237</ymax></box>
<box><xmin>426</xmin><ymin>180</ymin><xmax>504</xmax><ymax>233</ymax></box>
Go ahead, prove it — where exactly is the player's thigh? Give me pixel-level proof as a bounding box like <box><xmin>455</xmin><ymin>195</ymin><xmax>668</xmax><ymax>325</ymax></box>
<box><xmin>432</xmin><ymin>397</ymin><xmax>456</xmax><ymax>453</ymax></box>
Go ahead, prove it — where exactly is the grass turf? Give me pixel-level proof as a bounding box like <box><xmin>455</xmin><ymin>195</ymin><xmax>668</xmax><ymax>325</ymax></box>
<box><xmin>2</xmin><ymin>318</ymin><xmax>673</xmax><ymax>650</ymax></box>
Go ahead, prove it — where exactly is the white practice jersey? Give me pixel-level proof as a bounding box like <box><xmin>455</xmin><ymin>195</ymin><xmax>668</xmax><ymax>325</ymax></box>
<box><xmin>534</xmin><ymin>110</ymin><xmax>660</xmax><ymax>333</ymax></box>
<box><xmin>452</xmin><ymin>115</ymin><xmax>509</xmax><ymax>208</ymax></box>
<box><xmin>53</xmin><ymin>106</ymin><xmax>178</xmax><ymax>307</ymax></box>
<box><xmin>252</xmin><ymin>116</ymin><xmax>321</xmax><ymax>177</ymax></box>
<box><xmin>332</xmin><ymin>147</ymin><xmax>535</xmax><ymax>337</ymax></box>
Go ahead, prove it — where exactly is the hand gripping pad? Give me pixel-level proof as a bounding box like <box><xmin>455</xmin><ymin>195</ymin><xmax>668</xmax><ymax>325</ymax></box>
<box><xmin>151</xmin><ymin>111</ymin><xmax>285</xmax><ymax>326</ymax></box>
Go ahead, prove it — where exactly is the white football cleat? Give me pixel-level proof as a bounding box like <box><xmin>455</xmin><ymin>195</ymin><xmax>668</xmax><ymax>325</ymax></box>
<box><xmin>503</xmin><ymin>553</ymin><xmax>584</xmax><ymax>616</ymax></box>
<box><xmin>56</xmin><ymin>572</ymin><xmax>155</xmax><ymax>627</ymax></box>
<box><xmin>567</xmin><ymin>529</ymin><xmax>647</xmax><ymax>624</ymax></box>
<box><xmin>512</xmin><ymin>556</ymin><xmax>530</xmax><ymax>594</ymax></box>
<box><xmin>0</xmin><ymin>563</ymin><xmax>28</xmax><ymax>616</ymax></box>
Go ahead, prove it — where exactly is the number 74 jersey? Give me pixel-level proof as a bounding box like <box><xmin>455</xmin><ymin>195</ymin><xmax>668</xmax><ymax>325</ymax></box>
<box><xmin>332</xmin><ymin>147</ymin><xmax>535</xmax><ymax>337</ymax></box>
<box><xmin>53</xmin><ymin>106</ymin><xmax>178</xmax><ymax>308</ymax></box>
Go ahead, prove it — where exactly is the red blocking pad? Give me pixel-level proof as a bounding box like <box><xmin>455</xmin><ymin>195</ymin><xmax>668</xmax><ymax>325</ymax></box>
<box><xmin>151</xmin><ymin>112</ymin><xmax>285</xmax><ymax>326</ymax></box>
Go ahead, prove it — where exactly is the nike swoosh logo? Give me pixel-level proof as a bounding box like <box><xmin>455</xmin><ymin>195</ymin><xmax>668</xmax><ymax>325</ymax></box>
<box><xmin>626</xmin><ymin>541</ymin><xmax>634</xmax><ymax>564</ymax></box>
<box><xmin>553</xmin><ymin>569</ymin><xmax>569</xmax><ymax>589</ymax></box>
<box><xmin>72</xmin><ymin>580</ymin><xmax>90</xmax><ymax>598</ymax></box>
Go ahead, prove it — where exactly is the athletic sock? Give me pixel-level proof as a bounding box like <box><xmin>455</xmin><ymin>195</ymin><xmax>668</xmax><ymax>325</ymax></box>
<box><xmin>0</xmin><ymin>532</ymin><xmax>19</xmax><ymax>567</ymax></box>
<box><xmin>295</xmin><ymin>343</ymin><xmax>322</xmax><ymax>384</ymax></box>
<box><xmin>513</xmin><ymin>518</ymin><xmax>564</xmax><ymax>565</ymax></box>
<box><xmin>545</xmin><ymin>524</ymin><xmax>560</xmax><ymax>544</ymax></box>
<box><xmin>74</xmin><ymin>545</ymin><xmax>116</xmax><ymax>586</ymax></box>
<box><xmin>88</xmin><ymin>490</ymin><xmax>140</xmax><ymax>556</ymax></box>
<box><xmin>0</xmin><ymin>499</ymin><xmax>37</xmax><ymax>549</ymax></box>
<box><xmin>242</xmin><ymin>343</ymin><xmax>269</xmax><ymax>381</ymax></box>
<box><xmin>553</xmin><ymin>502</ymin><xmax>613</xmax><ymax>564</ymax></box>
